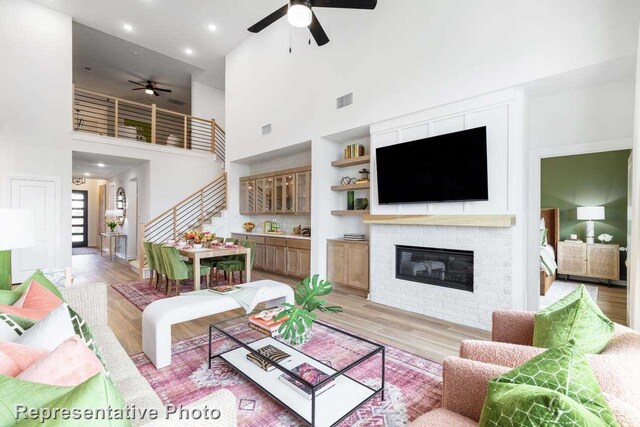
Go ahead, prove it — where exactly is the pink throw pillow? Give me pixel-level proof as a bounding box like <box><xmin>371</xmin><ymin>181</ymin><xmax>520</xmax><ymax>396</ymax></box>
<box><xmin>14</xmin><ymin>281</ymin><xmax>63</xmax><ymax>313</ymax></box>
<box><xmin>0</xmin><ymin>305</ymin><xmax>48</xmax><ymax>321</ymax></box>
<box><xmin>0</xmin><ymin>341</ymin><xmax>49</xmax><ymax>375</ymax></box>
<box><xmin>17</xmin><ymin>336</ymin><xmax>103</xmax><ymax>386</ymax></box>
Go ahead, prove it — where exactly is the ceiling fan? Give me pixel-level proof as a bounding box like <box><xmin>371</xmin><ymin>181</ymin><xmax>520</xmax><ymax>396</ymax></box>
<box><xmin>128</xmin><ymin>80</ymin><xmax>172</xmax><ymax>97</ymax></box>
<box><xmin>248</xmin><ymin>0</ymin><xmax>377</xmax><ymax>47</ymax></box>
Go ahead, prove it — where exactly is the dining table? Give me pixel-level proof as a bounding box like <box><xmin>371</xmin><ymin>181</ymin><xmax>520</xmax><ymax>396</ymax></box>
<box><xmin>176</xmin><ymin>245</ymin><xmax>252</xmax><ymax>291</ymax></box>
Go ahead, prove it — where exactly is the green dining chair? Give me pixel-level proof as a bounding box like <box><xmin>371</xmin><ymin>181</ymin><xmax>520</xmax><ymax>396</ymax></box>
<box><xmin>216</xmin><ymin>239</ymin><xmax>256</xmax><ymax>285</ymax></box>
<box><xmin>202</xmin><ymin>237</ymin><xmax>240</xmax><ymax>276</ymax></box>
<box><xmin>160</xmin><ymin>246</ymin><xmax>211</xmax><ymax>296</ymax></box>
<box><xmin>143</xmin><ymin>241</ymin><xmax>157</xmax><ymax>288</ymax></box>
<box><xmin>151</xmin><ymin>243</ymin><xmax>167</xmax><ymax>291</ymax></box>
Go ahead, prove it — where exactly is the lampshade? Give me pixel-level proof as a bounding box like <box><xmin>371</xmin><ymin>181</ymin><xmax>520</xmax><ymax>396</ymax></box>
<box><xmin>105</xmin><ymin>209</ymin><xmax>124</xmax><ymax>217</ymax></box>
<box><xmin>0</xmin><ymin>209</ymin><xmax>36</xmax><ymax>250</ymax></box>
<box><xmin>577</xmin><ymin>206</ymin><xmax>605</xmax><ymax>221</ymax></box>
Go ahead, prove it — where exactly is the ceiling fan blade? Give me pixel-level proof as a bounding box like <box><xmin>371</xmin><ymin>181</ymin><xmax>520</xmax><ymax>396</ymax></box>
<box><xmin>309</xmin><ymin>12</ymin><xmax>330</xmax><ymax>46</ymax></box>
<box><xmin>248</xmin><ymin>4</ymin><xmax>288</xmax><ymax>33</ymax></box>
<box><xmin>132</xmin><ymin>88</ymin><xmax>147</xmax><ymax>91</ymax></box>
<box><xmin>153</xmin><ymin>90</ymin><xmax>160</xmax><ymax>97</ymax></box>
<box><xmin>128</xmin><ymin>80</ymin><xmax>146</xmax><ymax>87</ymax></box>
<box><xmin>154</xmin><ymin>88</ymin><xmax>172</xmax><ymax>93</ymax></box>
<box><xmin>312</xmin><ymin>0</ymin><xmax>377</xmax><ymax>9</ymax></box>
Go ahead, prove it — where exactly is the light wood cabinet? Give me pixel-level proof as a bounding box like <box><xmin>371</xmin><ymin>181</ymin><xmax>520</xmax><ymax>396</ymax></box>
<box><xmin>286</xmin><ymin>239</ymin><xmax>311</xmax><ymax>278</ymax></box>
<box><xmin>558</xmin><ymin>242</ymin><xmax>619</xmax><ymax>281</ymax></box>
<box><xmin>295</xmin><ymin>171</ymin><xmax>311</xmax><ymax>214</ymax></box>
<box><xmin>265</xmin><ymin>245</ymin><xmax>287</xmax><ymax>274</ymax></box>
<box><xmin>231</xmin><ymin>233</ymin><xmax>310</xmax><ymax>277</ymax></box>
<box><xmin>255</xmin><ymin>177</ymin><xmax>274</xmax><ymax>214</ymax></box>
<box><xmin>239</xmin><ymin>180</ymin><xmax>256</xmax><ymax>215</ymax></box>
<box><xmin>327</xmin><ymin>240</ymin><xmax>369</xmax><ymax>291</ymax></box>
<box><xmin>274</xmin><ymin>174</ymin><xmax>296</xmax><ymax>214</ymax></box>
<box><xmin>254</xmin><ymin>243</ymin><xmax>266</xmax><ymax>269</ymax></box>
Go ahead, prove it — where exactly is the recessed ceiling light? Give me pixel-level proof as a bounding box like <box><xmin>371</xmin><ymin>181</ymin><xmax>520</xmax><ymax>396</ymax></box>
<box><xmin>84</xmin><ymin>173</ymin><xmax>91</xmax><ymax>177</ymax></box>
<box><xmin>123</xmin><ymin>23</ymin><xmax>133</xmax><ymax>32</ymax></box>
<box><xmin>208</xmin><ymin>23</ymin><xmax>217</xmax><ymax>32</ymax></box>
<box><xmin>184</xmin><ymin>48</ymin><xmax>194</xmax><ymax>55</ymax></box>
<box><xmin>97</xmin><ymin>163</ymin><xmax>105</xmax><ymax>168</ymax></box>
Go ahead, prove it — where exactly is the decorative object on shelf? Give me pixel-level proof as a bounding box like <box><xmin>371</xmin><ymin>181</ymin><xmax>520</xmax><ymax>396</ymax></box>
<box><xmin>264</xmin><ymin>221</ymin><xmax>272</xmax><ymax>233</ymax></box>
<box><xmin>340</xmin><ymin>176</ymin><xmax>356</xmax><ymax>185</ymax></box>
<box><xmin>355</xmin><ymin>198</ymin><xmax>369</xmax><ymax>210</ymax></box>
<box><xmin>275</xmin><ymin>275</ymin><xmax>342</xmax><ymax>346</ymax></box>
<box><xmin>577</xmin><ymin>206</ymin><xmax>605</xmax><ymax>244</ymax></box>
<box><xmin>300</xmin><ymin>226</ymin><xmax>311</xmax><ymax>237</ymax></box>
<box><xmin>115</xmin><ymin>187</ymin><xmax>127</xmax><ymax>220</ymax></box>
<box><xmin>597</xmin><ymin>233</ymin><xmax>613</xmax><ymax>244</ymax></box>
<box><xmin>293</xmin><ymin>225</ymin><xmax>301</xmax><ymax>236</ymax></box>
<box><xmin>243</xmin><ymin>222</ymin><xmax>255</xmax><ymax>233</ymax></box>
<box><xmin>570</xmin><ymin>234</ymin><xmax>578</xmax><ymax>240</ymax></box>
<box><xmin>0</xmin><ymin>209</ymin><xmax>36</xmax><ymax>290</ymax></box>
<box><xmin>344</xmin><ymin>144</ymin><xmax>365</xmax><ymax>159</ymax></box>
<box><xmin>347</xmin><ymin>191</ymin><xmax>355</xmax><ymax>210</ymax></box>
<box><xmin>344</xmin><ymin>234</ymin><xmax>366</xmax><ymax>241</ymax></box>
<box><xmin>357</xmin><ymin>168</ymin><xmax>370</xmax><ymax>183</ymax></box>
<box><xmin>72</xmin><ymin>177</ymin><xmax>86</xmax><ymax>186</ymax></box>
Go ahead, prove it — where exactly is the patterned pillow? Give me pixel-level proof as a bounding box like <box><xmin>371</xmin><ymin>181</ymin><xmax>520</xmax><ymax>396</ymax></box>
<box><xmin>15</xmin><ymin>269</ymin><xmax>64</xmax><ymax>300</ymax></box>
<box><xmin>533</xmin><ymin>284</ymin><xmax>614</xmax><ymax>353</ymax></box>
<box><xmin>479</xmin><ymin>343</ymin><xmax>619</xmax><ymax>426</ymax></box>
<box><xmin>0</xmin><ymin>312</ymin><xmax>36</xmax><ymax>341</ymax></box>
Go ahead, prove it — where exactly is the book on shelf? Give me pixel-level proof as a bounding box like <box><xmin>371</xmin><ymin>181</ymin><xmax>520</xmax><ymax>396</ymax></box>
<box><xmin>344</xmin><ymin>144</ymin><xmax>365</xmax><ymax>159</ymax></box>
<box><xmin>246</xmin><ymin>344</ymin><xmax>291</xmax><ymax>372</ymax></box>
<box><xmin>209</xmin><ymin>285</ymin><xmax>241</xmax><ymax>295</ymax></box>
<box><xmin>248</xmin><ymin>322</ymin><xmax>281</xmax><ymax>337</ymax></box>
<box><xmin>278</xmin><ymin>363</ymin><xmax>335</xmax><ymax>399</ymax></box>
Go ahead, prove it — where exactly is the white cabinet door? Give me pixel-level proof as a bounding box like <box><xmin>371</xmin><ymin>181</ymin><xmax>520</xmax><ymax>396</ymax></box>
<box><xmin>9</xmin><ymin>177</ymin><xmax>56</xmax><ymax>282</ymax></box>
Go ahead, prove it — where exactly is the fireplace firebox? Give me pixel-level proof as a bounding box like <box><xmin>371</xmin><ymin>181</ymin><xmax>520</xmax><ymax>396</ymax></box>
<box><xmin>395</xmin><ymin>245</ymin><xmax>474</xmax><ymax>292</ymax></box>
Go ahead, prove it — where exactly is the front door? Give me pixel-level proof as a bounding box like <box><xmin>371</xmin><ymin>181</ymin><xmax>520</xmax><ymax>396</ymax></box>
<box><xmin>72</xmin><ymin>190</ymin><xmax>88</xmax><ymax>248</ymax></box>
<box><xmin>8</xmin><ymin>177</ymin><xmax>56</xmax><ymax>282</ymax></box>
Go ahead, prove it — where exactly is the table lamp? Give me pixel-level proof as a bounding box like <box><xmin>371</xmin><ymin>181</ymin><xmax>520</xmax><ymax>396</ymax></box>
<box><xmin>0</xmin><ymin>209</ymin><xmax>36</xmax><ymax>290</ymax></box>
<box><xmin>577</xmin><ymin>206</ymin><xmax>605</xmax><ymax>244</ymax></box>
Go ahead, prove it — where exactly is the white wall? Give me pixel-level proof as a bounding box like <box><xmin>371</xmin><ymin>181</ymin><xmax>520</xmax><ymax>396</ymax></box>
<box><xmin>73</xmin><ymin>133</ymin><xmax>224</xmax><ymax>222</ymax></box>
<box><xmin>192</xmin><ymin>81</ymin><xmax>225</xmax><ymax>129</ymax></box>
<box><xmin>73</xmin><ymin>179</ymin><xmax>108</xmax><ymax>247</ymax></box>
<box><xmin>226</xmin><ymin>0</ymin><xmax>640</xmax><ymax>162</ymax></box>
<box><xmin>628</xmin><ymin>35</ymin><xmax>640</xmax><ymax>331</ymax></box>
<box><xmin>0</xmin><ymin>0</ymin><xmax>73</xmax><ymax>268</ymax></box>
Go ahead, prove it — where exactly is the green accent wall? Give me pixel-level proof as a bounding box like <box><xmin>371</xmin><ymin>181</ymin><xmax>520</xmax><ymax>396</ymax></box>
<box><xmin>541</xmin><ymin>150</ymin><xmax>630</xmax><ymax>278</ymax></box>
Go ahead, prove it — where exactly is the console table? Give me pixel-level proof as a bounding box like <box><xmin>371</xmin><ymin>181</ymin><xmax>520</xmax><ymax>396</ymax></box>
<box><xmin>99</xmin><ymin>232</ymin><xmax>127</xmax><ymax>262</ymax></box>
<box><xmin>557</xmin><ymin>241</ymin><xmax>619</xmax><ymax>282</ymax></box>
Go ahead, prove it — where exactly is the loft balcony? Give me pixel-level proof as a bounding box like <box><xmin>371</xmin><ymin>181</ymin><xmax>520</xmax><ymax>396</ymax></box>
<box><xmin>73</xmin><ymin>87</ymin><xmax>225</xmax><ymax>161</ymax></box>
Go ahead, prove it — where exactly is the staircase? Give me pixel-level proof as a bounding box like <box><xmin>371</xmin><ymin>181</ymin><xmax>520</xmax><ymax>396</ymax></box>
<box><xmin>133</xmin><ymin>173</ymin><xmax>228</xmax><ymax>278</ymax></box>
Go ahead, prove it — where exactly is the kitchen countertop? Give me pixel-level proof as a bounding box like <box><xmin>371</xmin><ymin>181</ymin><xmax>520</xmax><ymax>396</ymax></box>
<box><xmin>231</xmin><ymin>231</ymin><xmax>311</xmax><ymax>240</ymax></box>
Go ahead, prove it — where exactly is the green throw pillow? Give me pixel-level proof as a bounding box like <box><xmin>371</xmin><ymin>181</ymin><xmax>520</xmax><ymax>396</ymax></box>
<box><xmin>67</xmin><ymin>306</ymin><xmax>110</xmax><ymax>379</ymax></box>
<box><xmin>0</xmin><ymin>290</ymin><xmax>22</xmax><ymax>306</ymax></box>
<box><xmin>533</xmin><ymin>285</ymin><xmax>614</xmax><ymax>354</ymax></box>
<box><xmin>15</xmin><ymin>270</ymin><xmax>64</xmax><ymax>301</ymax></box>
<box><xmin>0</xmin><ymin>374</ymin><xmax>129</xmax><ymax>427</ymax></box>
<box><xmin>479</xmin><ymin>343</ymin><xmax>619</xmax><ymax>427</ymax></box>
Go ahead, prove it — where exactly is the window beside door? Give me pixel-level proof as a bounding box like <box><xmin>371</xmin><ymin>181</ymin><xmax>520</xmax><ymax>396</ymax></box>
<box><xmin>72</xmin><ymin>190</ymin><xmax>88</xmax><ymax>248</ymax></box>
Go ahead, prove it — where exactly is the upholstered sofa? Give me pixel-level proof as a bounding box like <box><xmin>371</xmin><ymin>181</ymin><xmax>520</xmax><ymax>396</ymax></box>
<box><xmin>61</xmin><ymin>282</ymin><xmax>237</xmax><ymax>426</ymax></box>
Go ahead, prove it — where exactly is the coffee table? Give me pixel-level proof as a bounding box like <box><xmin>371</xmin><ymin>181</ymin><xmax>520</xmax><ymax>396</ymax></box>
<box><xmin>209</xmin><ymin>313</ymin><xmax>385</xmax><ymax>427</ymax></box>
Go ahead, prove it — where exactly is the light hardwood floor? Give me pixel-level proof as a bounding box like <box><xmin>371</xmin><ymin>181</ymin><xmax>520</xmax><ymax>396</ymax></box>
<box><xmin>72</xmin><ymin>250</ymin><xmax>628</xmax><ymax>364</ymax></box>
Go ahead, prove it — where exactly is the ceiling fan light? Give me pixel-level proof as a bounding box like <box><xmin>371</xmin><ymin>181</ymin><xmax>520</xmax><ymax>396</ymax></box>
<box><xmin>288</xmin><ymin>3</ymin><xmax>312</xmax><ymax>28</ymax></box>
<box><xmin>145</xmin><ymin>89</ymin><xmax>154</xmax><ymax>95</ymax></box>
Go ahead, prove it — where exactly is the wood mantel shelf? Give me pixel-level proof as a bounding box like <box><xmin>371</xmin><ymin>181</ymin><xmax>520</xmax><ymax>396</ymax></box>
<box><xmin>363</xmin><ymin>214</ymin><xmax>516</xmax><ymax>228</ymax></box>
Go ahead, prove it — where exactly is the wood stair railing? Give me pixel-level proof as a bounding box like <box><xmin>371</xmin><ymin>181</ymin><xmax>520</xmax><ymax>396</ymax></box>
<box><xmin>138</xmin><ymin>173</ymin><xmax>227</xmax><ymax>277</ymax></box>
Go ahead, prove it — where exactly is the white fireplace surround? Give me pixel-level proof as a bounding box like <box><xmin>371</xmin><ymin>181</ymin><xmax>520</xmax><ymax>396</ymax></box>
<box><xmin>367</xmin><ymin>89</ymin><xmax>527</xmax><ymax>331</ymax></box>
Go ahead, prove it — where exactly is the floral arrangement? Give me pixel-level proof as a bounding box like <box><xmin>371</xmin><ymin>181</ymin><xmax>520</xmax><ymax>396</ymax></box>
<box><xmin>184</xmin><ymin>230</ymin><xmax>215</xmax><ymax>244</ymax></box>
<box><xmin>105</xmin><ymin>219</ymin><xmax>118</xmax><ymax>232</ymax></box>
<box><xmin>597</xmin><ymin>233</ymin><xmax>613</xmax><ymax>244</ymax></box>
<box><xmin>243</xmin><ymin>222</ymin><xmax>255</xmax><ymax>232</ymax></box>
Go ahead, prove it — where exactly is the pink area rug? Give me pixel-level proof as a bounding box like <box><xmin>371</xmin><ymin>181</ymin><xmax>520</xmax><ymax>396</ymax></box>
<box><xmin>131</xmin><ymin>322</ymin><xmax>443</xmax><ymax>426</ymax></box>
<box><xmin>112</xmin><ymin>278</ymin><xmax>235</xmax><ymax>311</ymax></box>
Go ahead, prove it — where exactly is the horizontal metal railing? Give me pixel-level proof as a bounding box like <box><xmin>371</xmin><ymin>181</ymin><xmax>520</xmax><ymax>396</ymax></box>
<box><xmin>73</xmin><ymin>87</ymin><xmax>225</xmax><ymax>159</ymax></box>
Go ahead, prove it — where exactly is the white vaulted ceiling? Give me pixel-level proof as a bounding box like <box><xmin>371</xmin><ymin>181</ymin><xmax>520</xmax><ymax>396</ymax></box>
<box><xmin>30</xmin><ymin>0</ymin><xmax>285</xmax><ymax>89</ymax></box>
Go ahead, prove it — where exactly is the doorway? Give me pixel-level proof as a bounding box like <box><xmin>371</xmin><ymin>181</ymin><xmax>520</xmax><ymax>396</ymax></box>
<box><xmin>72</xmin><ymin>190</ymin><xmax>89</xmax><ymax>248</ymax></box>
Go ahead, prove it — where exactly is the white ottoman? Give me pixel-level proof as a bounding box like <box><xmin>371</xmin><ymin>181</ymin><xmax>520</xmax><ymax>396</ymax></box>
<box><xmin>142</xmin><ymin>280</ymin><xmax>294</xmax><ymax>369</ymax></box>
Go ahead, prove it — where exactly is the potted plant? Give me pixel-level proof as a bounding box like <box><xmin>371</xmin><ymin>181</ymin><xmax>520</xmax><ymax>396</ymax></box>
<box><xmin>275</xmin><ymin>275</ymin><xmax>342</xmax><ymax>346</ymax></box>
<box><xmin>105</xmin><ymin>219</ymin><xmax>118</xmax><ymax>233</ymax></box>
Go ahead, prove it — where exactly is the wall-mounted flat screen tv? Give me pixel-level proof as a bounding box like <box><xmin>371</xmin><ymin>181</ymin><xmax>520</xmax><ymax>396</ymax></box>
<box><xmin>376</xmin><ymin>127</ymin><xmax>488</xmax><ymax>204</ymax></box>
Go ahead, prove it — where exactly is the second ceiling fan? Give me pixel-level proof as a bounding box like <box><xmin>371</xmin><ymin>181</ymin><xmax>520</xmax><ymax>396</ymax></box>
<box><xmin>248</xmin><ymin>0</ymin><xmax>377</xmax><ymax>47</ymax></box>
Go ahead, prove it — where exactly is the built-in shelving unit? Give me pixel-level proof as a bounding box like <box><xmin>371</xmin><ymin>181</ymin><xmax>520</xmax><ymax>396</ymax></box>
<box><xmin>331</xmin><ymin>155</ymin><xmax>371</xmax><ymax>168</ymax></box>
<box><xmin>331</xmin><ymin>210</ymin><xmax>370</xmax><ymax>216</ymax></box>
<box><xmin>330</xmin><ymin>182</ymin><xmax>371</xmax><ymax>192</ymax></box>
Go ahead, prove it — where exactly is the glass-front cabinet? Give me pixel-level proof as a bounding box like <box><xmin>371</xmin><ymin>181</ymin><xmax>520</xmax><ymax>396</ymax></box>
<box><xmin>274</xmin><ymin>175</ymin><xmax>284</xmax><ymax>213</ymax></box>
<box><xmin>283</xmin><ymin>174</ymin><xmax>295</xmax><ymax>213</ymax></box>
<box><xmin>255</xmin><ymin>177</ymin><xmax>274</xmax><ymax>213</ymax></box>
<box><xmin>295</xmin><ymin>171</ymin><xmax>311</xmax><ymax>213</ymax></box>
<box><xmin>239</xmin><ymin>180</ymin><xmax>256</xmax><ymax>215</ymax></box>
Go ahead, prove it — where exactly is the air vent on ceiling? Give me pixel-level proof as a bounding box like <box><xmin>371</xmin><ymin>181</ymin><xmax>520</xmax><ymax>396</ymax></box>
<box><xmin>166</xmin><ymin>98</ymin><xmax>186</xmax><ymax>106</ymax></box>
<box><xmin>262</xmin><ymin>124</ymin><xmax>272</xmax><ymax>136</ymax></box>
<box><xmin>336</xmin><ymin>92</ymin><xmax>353</xmax><ymax>110</ymax></box>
